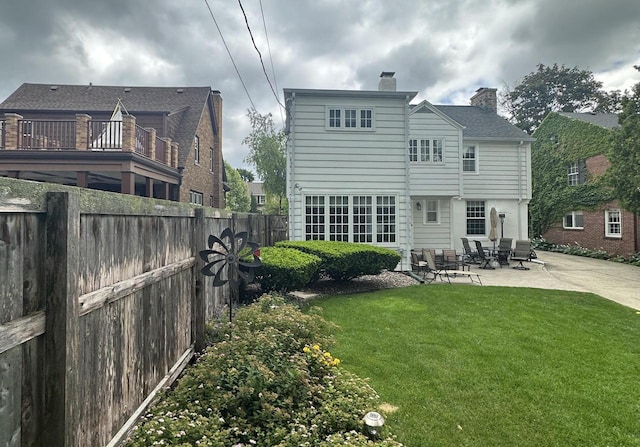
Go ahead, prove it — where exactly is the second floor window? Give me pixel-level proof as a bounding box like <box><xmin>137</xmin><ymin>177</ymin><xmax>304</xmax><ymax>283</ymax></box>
<box><xmin>567</xmin><ymin>160</ymin><xmax>585</xmax><ymax>185</ymax></box>
<box><xmin>463</xmin><ymin>146</ymin><xmax>477</xmax><ymax>172</ymax></box>
<box><xmin>194</xmin><ymin>135</ymin><xmax>200</xmax><ymax>164</ymax></box>
<box><xmin>409</xmin><ymin>138</ymin><xmax>443</xmax><ymax>163</ymax></box>
<box><xmin>209</xmin><ymin>148</ymin><xmax>214</xmax><ymax>172</ymax></box>
<box><xmin>327</xmin><ymin>107</ymin><xmax>374</xmax><ymax>130</ymax></box>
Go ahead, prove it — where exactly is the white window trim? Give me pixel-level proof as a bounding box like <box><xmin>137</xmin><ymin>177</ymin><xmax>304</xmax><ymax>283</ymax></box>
<box><xmin>567</xmin><ymin>161</ymin><xmax>579</xmax><ymax>186</ymax></box>
<box><xmin>408</xmin><ymin>137</ymin><xmax>445</xmax><ymax>164</ymax></box>
<box><xmin>563</xmin><ymin>211</ymin><xmax>584</xmax><ymax>229</ymax></box>
<box><xmin>463</xmin><ymin>145</ymin><xmax>479</xmax><ymax>174</ymax></box>
<box><xmin>303</xmin><ymin>193</ymin><xmax>397</xmax><ymax>246</ymax></box>
<box><xmin>189</xmin><ymin>190</ymin><xmax>203</xmax><ymax>206</ymax></box>
<box><xmin>418</xmin><ymin>199</ymin><xmax>440</xmax><ymax>225</ymax></box>
<box><xmin>465</xmin><ymin>200</ymin><xmax>486</xmax><ymax>236</ymax></box>
<box><xmin>325</xmin><ymin>106</ymin><xmax>376</xmax><ymax>131</ymax></box>
<box><xmin>194</xmin><ymin>135</ymin><xmax>200</xmax><ymax>165</ymax></box>
<box><xmin>605</xmin><ymin>209</ymin><xmax>622</xmax><ymax>238</ymax></box>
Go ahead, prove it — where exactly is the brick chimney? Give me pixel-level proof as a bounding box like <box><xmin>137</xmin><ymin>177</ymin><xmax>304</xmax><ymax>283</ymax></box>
<box><xmin>378</xmin><ymin>72</ymin><xmax>397</xmax><ymax>91</ymax></box>
<box><xmin>470</xmin><ymin>87</ymin><xmax>497</xmax><ymax>112</ymax></box>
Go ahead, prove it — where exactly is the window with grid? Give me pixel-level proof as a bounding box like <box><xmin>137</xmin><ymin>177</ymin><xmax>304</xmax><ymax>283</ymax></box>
<box><xmin>463</xmin><ymin>146</ymin><xmax>477</xmax><ymax>172</ymax></box>
<box><xmin>605</xmin><ymin>209</ymin><xmax>621</xmax><ymax>237</ymax></box>
<box><xmin>563</xmin><ymin>211</ymin><xmax>584</xmax><ymax>229</ymax></box>
<box><xmin>567</xmin><ymin>161</ymin><xmax>579</xmax><ymax>185</ymax></box>
<box><xmin>193</xmin><ymin>135</ymin><xmax>200</xmax><ymax>164</ymax></box>
<box><xmin>345</xmin><ymin>109</ymin><xmax>357</xmax><ymax>128</ymax></box>
<box><xmin>360</xmin><ymin>109</ymin><xmax>373</xmax><ymax>128</ymax></box>
<box><xmin>352</xmin><ymin>196</ymin><xmax>373</xmax><ymax>243</ymax></box>
<box><xmin>305</xmin><ymin>196</ymin><xmax>325</xmax><ymax>240</ymax></box>
<box><xmin>327</xmin><ymin>107</ymin><xmax>374</xmax><ymax>130</ymax></box>
<box><xmin>329</xmin><ymin>109</ymin><xmax>341</xmax><ymax>128</ymax></box>
<box><xmin>189</xmin><ymin>190</ymin><xmax>203</xmax><ymax>206</ymax></box>
<box><xmin>425</xmin><ymin>200</ymin><xmax>438</xmax><ymax>223</ymax></box>
<box><xmin>409</xmin><ymin>139</ymin><xmax>418</xmax><ymax>162</ymax></box>
<box><xmin>329</xmin><ymin>196</ymin><xmax>349</xmax><ymax>241</ymax></box>
<box><xmin>408</xmin><ymin>138</ymin><xmax>443</xmax><ymax>163</ymax></box>
<box><xmin>466</xmin><ymin>200</ymin><xmax>485</xmax><ymax>235</ymax></box>
<box><xmin>376</xmin><ymin>196</ymin><xmax>396</xmax><ymax>243</ymax></box>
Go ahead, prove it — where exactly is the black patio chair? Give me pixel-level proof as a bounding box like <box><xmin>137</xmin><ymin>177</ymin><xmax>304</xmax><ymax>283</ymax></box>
<box><xmin>461</xmin><ymin>237</ymin><xmax>479</xmax><ymax>264</ymax></box>
<box><xmin>474</xmin><ymin>240</ymin><xmax>496</xmax><ymax>269</ymax></box>
<box><xmin>497</xmin><ymin>237</ymin><xmax>513</xmax><ymax>266</ymax></box>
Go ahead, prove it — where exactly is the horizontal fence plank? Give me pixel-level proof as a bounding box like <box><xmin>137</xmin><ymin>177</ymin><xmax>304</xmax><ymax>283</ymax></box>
<box><xmin>79</xmin><ymin>257</ymin><xmax>196</xmax><ymax>317</ymax></box>
<box><xmin>0</xmin><ymin>311</ymin><xmax>45</xmax><ymax>355</ymax></box>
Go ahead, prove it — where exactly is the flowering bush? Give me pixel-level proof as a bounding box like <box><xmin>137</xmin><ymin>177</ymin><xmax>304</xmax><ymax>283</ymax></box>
<box><xmin>125</xmin><ymin>295</ymin><xmax>402</xmax><ymax>446</ymax></box>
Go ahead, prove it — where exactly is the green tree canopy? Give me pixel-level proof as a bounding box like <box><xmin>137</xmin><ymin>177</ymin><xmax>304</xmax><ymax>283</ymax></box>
<box><xmin>224</xmin><ymin>162</ymin><xmax>251</xmax><ymax>212</ymax></box>
<box><xmin>608</xmin><ymin>69</ymin><xmax>640</xmax><ymax>215</ymax></box>
<box><xmin>236</xmin><ymin>168</ymin><xmax>255</xmax><ymax>183</ymax></box>
<box><xmin>502</xmin><ymin>63</ymin><xmax>617</xmax><ymax>134</ymax></box>
<box><xmin>243</xmin><ymin>109</ymin><xmax>287</xmax><ymax>214</ymax></box>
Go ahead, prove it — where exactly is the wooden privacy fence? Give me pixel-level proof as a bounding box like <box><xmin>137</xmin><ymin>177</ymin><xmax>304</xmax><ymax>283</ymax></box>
<box><xmin>0</xmin><ymin>178</ymin><xmax>288</xmax><ymax>447</ymax></box>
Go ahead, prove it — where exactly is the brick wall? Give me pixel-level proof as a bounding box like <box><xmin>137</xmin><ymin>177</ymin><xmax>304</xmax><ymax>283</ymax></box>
<box><xmin>179</xmin><ymin>92</ymin><xmax>225</xmax><ymax>208</ymax></box>
<box><xmin>543</xmin><ymin>200</ymin><xmax>639</xmax><ymax>256</ymax></box>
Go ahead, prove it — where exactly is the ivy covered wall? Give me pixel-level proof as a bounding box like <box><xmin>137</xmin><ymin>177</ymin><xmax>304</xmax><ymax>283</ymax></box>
<box><xmin>530</xmin><ymin>113</ymin><xmax>615</xmax><ymax>236</ymax></box>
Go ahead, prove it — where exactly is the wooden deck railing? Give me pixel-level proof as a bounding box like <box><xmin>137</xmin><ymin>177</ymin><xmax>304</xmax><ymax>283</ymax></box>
<box><xmin>1</xmin><ymin>114</ymin><xmax>177</xmax><ymax>168</ymax></box>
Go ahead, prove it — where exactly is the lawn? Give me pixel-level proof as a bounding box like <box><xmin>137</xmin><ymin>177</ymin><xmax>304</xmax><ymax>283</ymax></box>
<box><xmin>313</xmin><ymin>284</ymin><xmax>640</xmax><ymax>446</ymax></box>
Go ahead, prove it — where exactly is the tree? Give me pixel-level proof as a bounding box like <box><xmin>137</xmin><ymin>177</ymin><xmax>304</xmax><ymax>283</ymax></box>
<box><xmin>243</xmin><ymin>109</ymin><xmax>287</xmax><ymax>214</ymax></box>
<box><xmin>608</xmin><ymin>68</ymin><xmax>640</xmax><ymax>215</ymax></box>
<box><xmin>502</xmin><ymin>63</ymin><xmax>615</xmax><ymax>134</ymax></box>
<box><xmin>237</xmin><ymin>168</ymin><xmax>255</xmax><ymax>183</ymax></box>
<box><xmin>224</xmin><ymin>162</ymin><xmax>251</xmax><ymax>212</ymax></box>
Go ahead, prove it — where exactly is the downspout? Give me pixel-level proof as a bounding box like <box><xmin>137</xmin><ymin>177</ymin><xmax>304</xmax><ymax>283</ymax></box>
<box><xmin>404</xmin><ymin>94</ymin><xmax>412</xmax><ymax>270</ymax></box>
<box><xmin>286</xmin><ymin>93</ymin><xmax>296</xmax><ymax>239</ymax></box>
<box><xmin>517</xmin><ymin>140</ymin><xmax>524</xmax><ymax>238</ymax></box>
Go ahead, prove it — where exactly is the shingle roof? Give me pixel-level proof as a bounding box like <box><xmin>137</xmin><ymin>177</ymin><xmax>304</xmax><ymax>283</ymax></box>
<box><xmin>434</xmin><ymin>105</ymin><xmax>534</xmax><ymax>141</ymax></box>
<box><xmin>0</xmin><ymin>83</ymin><xmax>215</xmax><ymax>167</ymax></box>
<box><xmin>557</xmin><ymin>112</ymin><xmax>619</xmax><ymax>129</ymax></box>
<box><xmin>247</xmin><ymin>182</ymin><xmax>264</xmax><ymax>196</ymax></box>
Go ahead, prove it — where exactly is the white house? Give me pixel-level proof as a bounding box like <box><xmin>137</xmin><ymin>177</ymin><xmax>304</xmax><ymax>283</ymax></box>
<box><xmin>284</xmin><ymin>72</ymin><xmax>533</xmax><ymax>269</ymax></box>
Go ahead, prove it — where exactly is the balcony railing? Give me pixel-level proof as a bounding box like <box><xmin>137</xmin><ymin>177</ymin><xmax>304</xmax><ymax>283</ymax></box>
<box><xmin>1</xmin><ymin>114</ymin><xmax>177</xmax><ymax>168</ymax></box>
<box><xmin>18</xmin><ymin>120</ymin><xmax>76</xmax><ymax>150</ymax></box>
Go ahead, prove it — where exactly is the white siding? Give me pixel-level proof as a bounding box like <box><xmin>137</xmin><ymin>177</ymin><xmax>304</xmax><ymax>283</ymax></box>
<box><xmin>408</xmin><ymin>109</ymin><xmax>462</xmax><ymax>195</ymax></box>
<box><xmin>411</xmin><ymin>197</ymin><xmax>451</xmax><ymax>249</ymax></box>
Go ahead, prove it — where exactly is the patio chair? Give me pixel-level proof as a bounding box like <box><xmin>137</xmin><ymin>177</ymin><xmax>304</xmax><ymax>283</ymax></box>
<box><xmin>442</xmin><ymin>249</ymin><xmax>469</xmax><ymax>271</ymax></box>
<box><xmin>423</xmin><ymin>250</ymin><xmax>482</xmax><ymax>285</ymax></box>
<box><xmin>497</xmin><ymin>238</ymin><xmax>513</xmax><ymax>266</ymax></box>
<box><xmin>461</xmin><ymin>237</ymin><xmax>479</xmax><ymax>264</ymax></box>
<box><xmin>511</xmin><ymin>240</ymin><xmax>532</xmax><ymax>270</ymax></box>
<box><xmin>474</xmin><ymin>240</ymin><xmax>496</xmax><ymax>269</ymax></box>
<box><xmin>411</xmin><ymin>252</ymin><xmax>428</xmax><ymax>278</ymax></box>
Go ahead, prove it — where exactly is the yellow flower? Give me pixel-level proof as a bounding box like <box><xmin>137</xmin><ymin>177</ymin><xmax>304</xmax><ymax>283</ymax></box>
<box><xmin>324</xmin><ymin>352</ymin><xmax>332</xmax><ymax>358</ymax></box>
<box><xmin>303</xmin><ymin>346</ymin><xmax>311</xmax><ymax>353</ymax></box>
<box><xmin>313</xmin><ymin>344</ymin><xmax>320</xmax><ymax>351</ymax></box>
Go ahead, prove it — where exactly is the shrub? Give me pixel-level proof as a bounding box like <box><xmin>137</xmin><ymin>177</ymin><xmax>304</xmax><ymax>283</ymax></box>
<box><xmin>254</xmin><ymin>246</ymin><xmax>322</xmax><ymax>292</ymax></box>
<box><xmin>125</xmin><ymin>295</ymin><xmax>401</xmax><ymax>447</ymax></box>
<box><xmin>532</xmin><ymin>236</ymin><xmax>640</xmax><ymax>266</ymax></box>
<box><xmin>276</xmin><ymin>240</ymin><xmax>401</xmax><ymax>281</ymax></box>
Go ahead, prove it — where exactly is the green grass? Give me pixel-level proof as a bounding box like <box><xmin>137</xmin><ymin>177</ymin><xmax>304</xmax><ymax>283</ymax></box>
<box><xmin>313</xmin><ymin>284</ymin><xmax>640</xmax><ymax>447</ymax></box>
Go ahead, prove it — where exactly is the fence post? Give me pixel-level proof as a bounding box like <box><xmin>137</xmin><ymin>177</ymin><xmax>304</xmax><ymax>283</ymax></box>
<box><xmin>43</xmin><ymin>191</ymin><xmax>80</xmax><ymax>447</ymax></box>
<box><xmin>192</xmin><ymin>208</ymin><xmax>206</xmax><ymax>352</ymax></box>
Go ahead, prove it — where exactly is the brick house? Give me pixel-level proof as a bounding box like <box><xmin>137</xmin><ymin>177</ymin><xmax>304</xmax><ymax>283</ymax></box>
<box><xmin>533</xmin><ymin>112</ymin><xmax>640</xmax><ymax>256</ymax></box>
<box><xmin>0</xmin><ymin>83</ymin><xmax>226</xmax><ymax>207</ymax></box>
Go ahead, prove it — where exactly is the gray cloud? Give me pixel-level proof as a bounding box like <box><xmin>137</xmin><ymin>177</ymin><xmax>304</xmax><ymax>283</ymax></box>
<box><xmin>1</xmin><ymin>0</ymin><xmax>639</xmax><ymax>170</ymax></box>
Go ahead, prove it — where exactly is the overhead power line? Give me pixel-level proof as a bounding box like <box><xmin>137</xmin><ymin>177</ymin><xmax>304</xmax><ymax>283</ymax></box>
<box><xmin>259</xmin><ymin>0</ymin><xmax>284</xmax><ymax>125</ymax></box>
<box><xmin>237</xmin><ymin>0</ymin><xmax>286</xmax><ymax>111</ymax></box>
<box><xmin>203</xmin><ymin>0</ymin><xmax>256</xmax><ymax>110</ymax></box>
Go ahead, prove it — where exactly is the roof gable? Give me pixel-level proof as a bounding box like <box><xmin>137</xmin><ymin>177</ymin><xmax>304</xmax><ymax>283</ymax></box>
<box><xmin>435</xmin><ymin>105</ymin><xmax>534</xmax><ymax>141</ymax></box>
<box><xmin>410</xmin><ymin>100</ymin><xmax>464</xmax><ymax>130</ymax></box>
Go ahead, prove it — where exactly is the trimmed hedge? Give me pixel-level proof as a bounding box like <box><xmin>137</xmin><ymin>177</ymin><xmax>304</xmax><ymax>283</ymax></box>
<box><xmin>276</xmin><ymin>240</ymin><xmax>401</xmax><ymax>281</ymax></box>
<box><xmin>255</xmin><ymin>246</ymin><xmax>322</xmax><ymax>292</ymax></box>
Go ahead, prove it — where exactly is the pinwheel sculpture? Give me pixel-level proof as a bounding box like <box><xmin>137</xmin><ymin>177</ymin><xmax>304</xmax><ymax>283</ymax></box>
<box><xmin>199</xmin><ymin>227</ymin><xmax>261</xmax><ymax>322</ymax></box>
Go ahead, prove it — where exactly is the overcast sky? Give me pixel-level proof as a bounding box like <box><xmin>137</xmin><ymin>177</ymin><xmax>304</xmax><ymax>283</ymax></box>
<box><xmin>1</xmin><ymin>0</ymin><xmax>639</xmax><ymax>174</ymax></box>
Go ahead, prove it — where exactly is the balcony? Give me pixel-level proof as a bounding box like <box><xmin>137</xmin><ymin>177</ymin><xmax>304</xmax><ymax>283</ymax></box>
<box><xmin>1</xmin><ymin>113</ymin><xmax>180</xmax><ymax>199</ymax></box>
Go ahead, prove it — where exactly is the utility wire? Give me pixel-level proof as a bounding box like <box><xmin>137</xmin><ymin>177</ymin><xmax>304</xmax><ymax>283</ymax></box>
<box><xmin>237</xmin><ymin>0</ymin><xmax>286</xmax><ymax>111</ymax></box>
<box><xmin>259</xmin><ymin>0</ymin><xmax>284</xmax><ymax>125</ymax></box>
<box><xmin>203</xmin><ymin>0</ymin><xmax>256</xmax><ymax>110</ymax></box>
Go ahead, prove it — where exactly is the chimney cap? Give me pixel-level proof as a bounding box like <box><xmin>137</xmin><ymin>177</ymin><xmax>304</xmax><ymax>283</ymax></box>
<box><xmin>380</xmin><ymin>71</ymin><xmax>396</xmax><ymax>78</ymax></box>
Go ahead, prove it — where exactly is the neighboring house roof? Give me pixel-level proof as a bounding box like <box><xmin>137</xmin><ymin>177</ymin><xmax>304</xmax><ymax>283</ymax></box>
<box><xmin>247</xmin><ymin>182</ymin><xmax>264</xmax><ymax>196</ymax></box>
<box><xmin>557</xmin><ymin>112</ymin><xmax>619</xmax><ymax>129</ymax></box>
<box><xmin>434</xmin><ymin>105</ymin><xmax>534</xmax><ymax>141</ymax></box>
<box><xmin>0</xmin><ymin>83</ymin><xmax>217</xmax><ymax>167</ymax></box>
